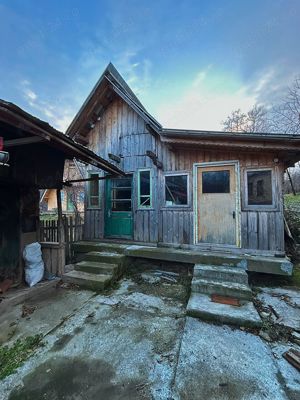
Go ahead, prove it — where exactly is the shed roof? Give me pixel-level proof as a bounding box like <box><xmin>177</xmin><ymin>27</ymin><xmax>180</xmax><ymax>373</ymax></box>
<box><xmin>0</xmin><ymin>99</ymin><xmax>124</xmax><ymax>175</ymax></box>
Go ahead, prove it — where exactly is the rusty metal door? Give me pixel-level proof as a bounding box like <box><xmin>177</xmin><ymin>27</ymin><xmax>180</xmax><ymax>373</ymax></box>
<box><xmin>197</xmin><ymin>164</ymin><xmax>237</xmax><ymax>245</ymax></box>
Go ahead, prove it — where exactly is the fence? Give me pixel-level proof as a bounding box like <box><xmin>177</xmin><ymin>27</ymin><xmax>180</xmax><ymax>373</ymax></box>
<box><xmin>40</xmin><ymin>214</ymin><xmax>84</xmax><ymax>262</ymax></box>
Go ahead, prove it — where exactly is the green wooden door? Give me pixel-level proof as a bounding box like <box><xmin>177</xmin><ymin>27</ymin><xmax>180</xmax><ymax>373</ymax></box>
<box><xmin>105</xmin><ymin>176</ymin><xmax>133</xmax><ymax>238</ymax></box>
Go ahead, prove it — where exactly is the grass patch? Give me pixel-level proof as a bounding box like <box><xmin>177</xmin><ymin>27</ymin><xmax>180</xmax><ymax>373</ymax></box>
<box><xmin>0</xmin><ymin>335</ymin><xmax>43</xmax><ymax>380</ymax></box>
<box><xmin>284</xmin><ymin>193</ymin><xmax>300</xmax><ymax>206</ymax></box>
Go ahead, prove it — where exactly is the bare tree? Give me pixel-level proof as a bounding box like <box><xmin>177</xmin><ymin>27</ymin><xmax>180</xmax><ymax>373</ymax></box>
<box><xmin>222</xmin><ymin>105</ymin><xmax>269</xmax><ymax>133</ymax></box>
<box><xmin>270</xmin><ymin>76</ymin><xmax>300</xmax><ymax>134</ymax></box>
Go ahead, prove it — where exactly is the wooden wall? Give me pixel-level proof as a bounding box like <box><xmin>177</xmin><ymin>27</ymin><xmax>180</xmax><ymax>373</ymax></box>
<box><xmin>84</xmin><ymin>97</ymin><xmax>158</xmax><ymax>243</ymax></box>
<box><xmin>83</xmin><ymin>96</ymin><xmax>285</xmax><ymax>253</ymax></box>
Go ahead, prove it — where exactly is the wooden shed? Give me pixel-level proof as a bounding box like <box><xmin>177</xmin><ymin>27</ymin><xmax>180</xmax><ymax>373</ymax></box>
<box><xmin>0</xmin><ymin>100</ymin><xmax>123</xmax><ymax>283</ymax></box>
<box><xmin>66</xmin><ymin>64</ymin><xmax>300</xmax><ymax>271</ymax></box>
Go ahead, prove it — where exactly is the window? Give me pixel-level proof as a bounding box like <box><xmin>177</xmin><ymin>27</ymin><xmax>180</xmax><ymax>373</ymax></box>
<box><xmin>67</xmin><ymin>192</ymin><xmax>74</xmax><ymax>211</ymax></box>
<box><xmin>165</xmin><ymin>174</ymin><xmax>188</xmax><ymax>206</ymax></box>
<box><xmin>246</xmin><ymin>170</ymin><xmax>273</xmax><ymax>206</ymax></box>
<box><xmin>111</xmin><ymin>177</ymin><xmax>132</xmax><ymax>211</ymax></box>
<box><xmin>88</xmin><ymin>172</ymin><xmax>100</xmax><ymax>208</ymax></box>
<box><xmin>138</xmin><ymin>170</ymin><xmax>152</xmax><ymax>208</ymax></box>
<box><xmin>202</xmin><ymin>170</ymin><xmax>230</xmax><ymax>193</ymax></box>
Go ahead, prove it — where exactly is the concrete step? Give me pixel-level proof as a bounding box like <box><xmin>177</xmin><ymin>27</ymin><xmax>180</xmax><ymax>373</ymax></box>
<box><xmin>194</xmin><ymin>264</ymin><xmax>249</xmax><ymax>285</ymax></box>
<box><xmin>191</xmin><ymin>278</ymin><xmax>252</xmax><ymax>300</ymax></box>
<box><xmin>74</xmin><ymin>261</ymin><xmax>118</xmax><ymax>275</ymax></box>
<box><xmin>73</xmin><ymin>241</ymin><xmax>127</xmax><ymax>254</ymax></box>
<box><xmin>83</xmin><ymin>251</ymin><xmax>125</xmax><ymax>265</ymax></box>
<box><xmin>62</xmin><ymin>270</ymin><xmax>112</xmax><ymax>291</ymax></box>
<box><xmin>187</xmin><ymin>293</ymin><xmax>261</xmax><ymax>328</ymax></box>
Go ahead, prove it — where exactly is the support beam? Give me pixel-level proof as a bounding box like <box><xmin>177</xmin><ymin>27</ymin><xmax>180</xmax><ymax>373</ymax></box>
<box><xmin>146</xmin><ymin>150</ymin><xmax>163</xmax><ymax>169</ymax></box>
<box><xmin>108</xmin><ymin>153</ymin><xmax>121</xmax><ymax>163</ymax></box>
<box><xmin>63</xmin><ymin>175</ymin><xmax>114</xmax><ymax>186</ymax></box>
<box><xmin>4</xmin><ymin>136</ymin><xmax>47</xmax><ymax>147</ymax></box>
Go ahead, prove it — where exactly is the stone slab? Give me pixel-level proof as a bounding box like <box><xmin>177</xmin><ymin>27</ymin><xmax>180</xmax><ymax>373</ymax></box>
<box><xmin>257</xmin><ymin>287</ymin><xmax>300</xmax><ymax>331</ymax></box>
<box><xmin>173</xmin><ymin>317</ymin><xmax>287</xmax><ymax>400</ymax></box>
<box><xmin>62</xmin><ymin>270</ymin><xmax>112</xmax><ymax>291</ymax></box>
<box><xmin>187</xmin><ymin>292</ymin><xmax>261</xmax><ymax>328</ymax></box>
<box><xmin>191</xmin><ymin>278</ymin><xmax>252</xmax><ymax>300</ymax></box>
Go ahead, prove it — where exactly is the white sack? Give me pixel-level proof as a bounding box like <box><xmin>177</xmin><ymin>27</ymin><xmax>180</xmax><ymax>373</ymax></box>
<box><xmin>23</xmin><ymin>242</ymin><xmax>44</xmax><ymax>287</ymax></box>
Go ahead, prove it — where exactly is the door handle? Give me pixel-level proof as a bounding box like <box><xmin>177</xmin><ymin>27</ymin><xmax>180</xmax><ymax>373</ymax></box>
<box><xmin>232</xmin><ymin>211</ymin><xmax>236</xmax><ymax>219</ymax></box>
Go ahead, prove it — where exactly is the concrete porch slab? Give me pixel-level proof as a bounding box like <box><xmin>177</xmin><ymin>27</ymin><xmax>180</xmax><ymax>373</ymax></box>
<box><xmin>173</xmin><ymin>317</ymin><xmax>287</xmax><ymax>400</ymax></box>
<box><xmin>187</xmin><ymin>293</ymin><xmax>262</xmax><ymax>328</ymax></box>
<box><xmin>124</xmin><ymin>245</ymin><xmax>293</xmax><ymax>275</ymax></box>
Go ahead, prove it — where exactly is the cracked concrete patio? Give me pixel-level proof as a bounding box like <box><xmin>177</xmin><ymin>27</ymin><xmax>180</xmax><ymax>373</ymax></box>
<box><xmin>0</xmin><ymin>270</ymin><xmax>299</xmax><ymax>400</ymax></box>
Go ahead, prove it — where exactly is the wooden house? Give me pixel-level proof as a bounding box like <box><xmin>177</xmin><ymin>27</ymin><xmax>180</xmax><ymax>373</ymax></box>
<box><xmin>66</xmin><ymin>63</ymin><xmax>300</xmax><ymax>272</ymax></box>
<box><xmin>40</xmin><ymin>160</ymin><xmax>85</xmax><ymax>214</ymax></box>
<box><xmin>0</xmin><ymin>100</ymin><xmax>122</xmax><ymax>283</ymax></box>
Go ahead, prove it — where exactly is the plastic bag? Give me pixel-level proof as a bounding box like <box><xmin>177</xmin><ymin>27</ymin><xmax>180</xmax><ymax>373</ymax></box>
<box><xmin>23</xmin><ymin>242</ymin><xmax>44</xmax><ymax>287</ymax></box>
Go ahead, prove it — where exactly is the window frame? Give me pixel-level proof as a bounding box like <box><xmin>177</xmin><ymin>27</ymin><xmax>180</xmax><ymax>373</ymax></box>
<box><xmin>164</xmin><ymin>172</ymin><xmax>190</xmax><ymax>208</ymax></box>
<box><xmin>87</xmin><ymin>171</ymin><xmax>101</xmax><ymax>209</ymax></box>
<box><xmin>137</xmin><ymin>169</ymin><xmax>153</xmax><ymax>209</ymax></box>
<box><xmin>243</xmin><ymin>167</ymin><xmax>277</xmax><ymax>211</ymax></box>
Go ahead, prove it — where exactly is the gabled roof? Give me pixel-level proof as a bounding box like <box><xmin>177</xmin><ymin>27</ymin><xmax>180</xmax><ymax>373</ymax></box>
<box><xmin>0</xmin><ymin>99</ymin><xmax>124</xmax><ymax>175</ymax></box>
<box><xmin>66</xmin><ymin>62</ymin><xmax>161</xmax><ymax>138</ymax></box>
<box><xmin>66</xmin><ymin>63</ymin><xmax>300</xmax><ymax>162</ymax></box>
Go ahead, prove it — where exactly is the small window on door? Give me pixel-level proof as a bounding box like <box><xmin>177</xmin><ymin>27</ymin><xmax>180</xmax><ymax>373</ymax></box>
<box><xmin>165</xmin><ymin>174</ymin><xmax>188</xmax><ymax>206</ymax></box>
<box><xmin>246</xmin><ymin>170</ymin><xmax>273</xmax><ymax>206</ymax></box>
<box><xmin>138</xmin><ymin>169</ymin><xmax>152</xmax><ymax>208</ymax></box>
<box><xmin>88</xmin><ymin>173</ymin><xmax>100</xmax><ymax>208</ymax></box>
<box><xmin>202</xmin><ymin>170</ymin><xmax>230</xmax><ymax>193</ymax></box>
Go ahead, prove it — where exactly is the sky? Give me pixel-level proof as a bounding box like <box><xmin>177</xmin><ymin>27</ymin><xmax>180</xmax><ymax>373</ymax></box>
<box><xmin>0</xmin><ymin>0</ymin><xmax>299</xmax><ymax>132</ymax></box>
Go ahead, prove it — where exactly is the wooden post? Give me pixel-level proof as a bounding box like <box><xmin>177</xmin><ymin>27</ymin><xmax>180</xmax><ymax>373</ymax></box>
<box><xmin>56</xmin><ymin>189</ymin><xmax>64</xmax><ymax>244</ymax></box>
<box><xmin>56</xmin><ymin>189</ymin><xmax>66</xmax><ymax>275</ymax></box>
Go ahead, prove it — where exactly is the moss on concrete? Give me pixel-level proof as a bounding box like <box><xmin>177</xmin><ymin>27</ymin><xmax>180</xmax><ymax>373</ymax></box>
<box><xmin>0</xmin><ymin>335</ymin><xmax>43</xmax><ymax>380</ymax></box>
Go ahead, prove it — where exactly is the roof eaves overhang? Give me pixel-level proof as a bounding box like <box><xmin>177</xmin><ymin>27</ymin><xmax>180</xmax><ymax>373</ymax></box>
<box><xmin>0</xmin><ymin>101</ymin><xmax>125</xmax><ymax>176</ymax></box>
<box><xmin>160</xmin><ymin>135</ymin><xmax>300</xmax><ymax>153</ymax></box>
<box><xmin>161</xmin><ymin>128</ymin><xmax>300</xmax><ymax>141</ymax></box>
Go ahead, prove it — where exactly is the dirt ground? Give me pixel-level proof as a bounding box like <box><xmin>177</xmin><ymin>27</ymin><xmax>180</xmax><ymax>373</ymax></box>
<box><xmin>0</xmin><ymin>269</ymin><xmax>299</xmax><ymax>400</ymax></box>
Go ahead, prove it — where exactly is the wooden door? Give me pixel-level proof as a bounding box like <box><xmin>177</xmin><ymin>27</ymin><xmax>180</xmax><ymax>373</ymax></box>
<box><xmin>197</xmin><ymin>165</ymin><xmax>238</xmax><ymax>245</ymax></box>
<box><xmin>105</xmin><ymin>176</ymin><xmax>133</xmax><ymax>238</ymax></box>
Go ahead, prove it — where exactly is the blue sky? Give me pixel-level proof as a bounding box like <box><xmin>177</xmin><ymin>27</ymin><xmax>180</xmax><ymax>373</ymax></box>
<box><xmin>0</xmin><ymin>0</ymin><xmax>299</xmax><ymax>131</ymax></box>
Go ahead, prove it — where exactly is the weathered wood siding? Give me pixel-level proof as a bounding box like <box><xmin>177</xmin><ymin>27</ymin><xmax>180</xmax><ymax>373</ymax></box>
<box><xmin>83</xmin><ymin>96</ymin><xmax>285</xmax><ymax>252</ymax></box>
<box><xmin>156</xmin><ymin>144</ymin><xmax>284</xmax><ymax>251</ymax></box>
<box><xmin>84</xmin><ymin>97</ymin><xmax>158</xmax><ymax>242</ymax></box>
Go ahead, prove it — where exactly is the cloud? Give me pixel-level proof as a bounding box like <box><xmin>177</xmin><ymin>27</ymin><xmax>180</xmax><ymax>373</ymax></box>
<box><xmin>24</xmin><ymin>89</ymin><xmax>37</xmax><ymax>101</ymax></box>
<box><xmin>155</xmin><ymin>66</ymin><xmax>292</xmax><ymax>131</ymax></box>
<box><xmin>19</xmin><ymin>79</ymin><xmax>74</xmax><ymax>132</ymax></box>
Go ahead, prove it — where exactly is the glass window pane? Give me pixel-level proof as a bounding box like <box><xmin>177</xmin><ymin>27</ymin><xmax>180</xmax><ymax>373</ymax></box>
<box><xmin>90</xmin><ymin>197</ymin><xmax>99</xmax><ymax>207</ymax></box>
<box><xmin>247</xmin><ymin>170</ymin><xmax>272</xmax><ymax>205</ymax></box>
<box><xmin>112</xmin><ymin>188</ymin><xmax>131</xmax><ymax>200</ymax></box>
<box><xmin>90</xmin><ymin>175</ymin><xmax>99</xmax><ymax>197</ymax></box>
<box><xmin>165</xmin><ymin>175</ymin><xmax>188</xmax><ymax>206</ymax></box>
<box><xmin>112</xmin><ymin>201</ymin><xmax>131</xmax><ymax>211</ymax></box>
<box><xmin>89</xmin><ymin>174</ymin><xmax>100</xmax><ymax>207</ymax></box>
<box><xmin>140</xmin><ymin>197</ymin><xmax>150</xmax><ymax>206</ymax></box>
<box><xmin>202</xmin><ymin>170</ymin><xmax>230</xmax><ymax>193</ymax></box>
<box><xmin>140</xmin><ymin>171</ymin><xmax>150</xmax><ymax>196</ymax></box>
<box><xmin>112</xmin><ymin>178</ymin><xmax>132</xmax><ymax>188</ymax></box>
